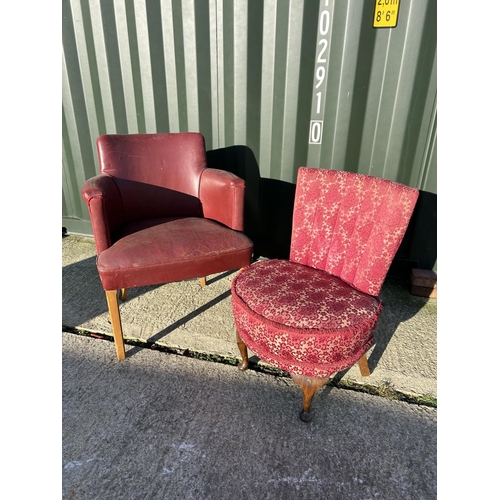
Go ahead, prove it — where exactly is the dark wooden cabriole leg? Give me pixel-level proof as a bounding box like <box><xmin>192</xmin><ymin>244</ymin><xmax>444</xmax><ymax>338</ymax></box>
<box><xmin>235</xmin><ymin>330</ymin><xmax>249</xmax><ymax>371</ymax></box>
<box><xmin>291</xmin><ymin>374</ymin><xmax>330</xmax><ymax>423</ymax></box>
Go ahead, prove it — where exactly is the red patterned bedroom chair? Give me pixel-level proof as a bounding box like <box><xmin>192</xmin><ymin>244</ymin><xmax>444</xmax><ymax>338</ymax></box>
<box><xmin>81</xmin><ymin>132</ymin><xmax>253</xmax><ymax>360</ymax></box>
<box><xmin>231</xmin><ymin>167</ymin><xmax>419</xmax><ymax>422</ymax></box>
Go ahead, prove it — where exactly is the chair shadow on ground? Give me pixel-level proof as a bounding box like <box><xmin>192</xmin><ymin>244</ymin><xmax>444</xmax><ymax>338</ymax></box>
<box><xmin>62</xmin><ymin>246</ymin><xmax>432</xmax><ymax>374</ymax></box>
<box><xmin>62</xmin><ymin>244</ymin><xmax>238</xmax><ymax>359</ymax></box>
<box><xmin>64</xmin><ymin>144</ymin><xmax>436</xmax><ymax>369</ymax></box>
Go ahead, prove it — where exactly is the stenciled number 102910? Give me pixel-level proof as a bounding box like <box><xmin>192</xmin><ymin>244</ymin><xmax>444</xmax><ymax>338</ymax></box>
<box><xmin>309</xmin><ymin>1</ymin><xmax>331</xmax><ymax>145</ymax></box>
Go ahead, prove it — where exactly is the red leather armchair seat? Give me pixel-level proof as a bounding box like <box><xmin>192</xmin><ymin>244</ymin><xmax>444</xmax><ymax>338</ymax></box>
<box><xmin>82</xmin><ymin>132</ymin><xmax>253</xmax><ymax>359</ymax></box>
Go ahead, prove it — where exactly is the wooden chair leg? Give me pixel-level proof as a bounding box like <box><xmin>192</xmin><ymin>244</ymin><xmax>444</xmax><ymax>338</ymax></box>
<box><xmin>200</xmin><ymin>277</ymin><xmax>206</xmax><ymax>287</ymax></box>
<box><xmin>357</xmin><ymin>353</ymin><xmax>370</xmax><ymax>376</ymax></box>
<box><xmin>105</xmin><ymin>289</ymin><xmax>126</xmax><ymax>360</ymax></box>
<box><xmin>291</xmin><ymin>374</ymin><xmax>330</xmax><ymax>423</ymax></box>
<box><xmin>119</xmin><ymin>288</ymin><xmax>128</xmax><ymax>301</ymax></box>
<box><xmin>235</xmin><ymin>330</ymin><xmax>249</xmax><ymax>371</ymax></box>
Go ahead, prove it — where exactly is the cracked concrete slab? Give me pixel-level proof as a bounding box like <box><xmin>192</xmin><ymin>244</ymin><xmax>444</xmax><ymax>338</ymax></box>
<box><xmin>63</xmin><ymin>332</ymin><xmax>436</xmax><ymax>500</ymax></box>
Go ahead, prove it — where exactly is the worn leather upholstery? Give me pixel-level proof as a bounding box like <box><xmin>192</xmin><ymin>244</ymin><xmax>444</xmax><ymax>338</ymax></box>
<box><xmin>231</xmin><ymin>167</ymin><xmax>419</xmax><ymax>379</ymax></box>
<box><xmin>82</xmin><ymin>132</ymin><xmax>253</xmax><ymax>291</ymax></box>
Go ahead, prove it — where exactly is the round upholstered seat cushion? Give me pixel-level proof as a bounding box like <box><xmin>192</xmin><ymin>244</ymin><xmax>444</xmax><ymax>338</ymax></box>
<box><xmin>231</xmin><ymin>259</ymin><xmax>382</xmax><ymax>378</ymax></box>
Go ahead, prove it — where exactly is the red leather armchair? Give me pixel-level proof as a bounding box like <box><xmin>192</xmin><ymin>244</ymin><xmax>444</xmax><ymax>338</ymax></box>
<box><xmin>82</xmin><ymin>132</ymin><xmax>253</xmax><ymax>360</ymax></box>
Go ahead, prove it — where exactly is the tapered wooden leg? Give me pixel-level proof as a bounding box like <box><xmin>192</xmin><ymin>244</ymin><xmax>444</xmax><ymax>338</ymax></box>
<box><xmin>118</xmin><ymin>288</ymin><xmax>128</xmax><ymax>301</ymax></box>
<box><xmin>357</xmin><ymin>353</ymin><xmax>370</xmax><ymax>377</ymax></box>
<box><xmin>200</xmin><ymin>277</ymin><xmax>206</xmax><ymax>287</ymax></box>
<box><xmin>291</xmin><ymin>374</ymin><xmax>330</xmax><ymax>423</ymax></box>
<box><xmin>105</xmin><ymin>289</ymin><xmax>126</xmax><ymax>360</ymax></box>
<box><xmin>235</xmin><ymin>330</ymin><xmax>249</xmax><ymax>371</ymax></box>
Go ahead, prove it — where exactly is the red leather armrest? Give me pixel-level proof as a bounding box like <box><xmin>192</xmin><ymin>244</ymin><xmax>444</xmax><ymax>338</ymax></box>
<box><xmin>199</xmin><ymin>169</ymin><xmax>245</xmax><ymax>231</ymax></box>
<box><xmin>81</xmin><ymin>174</ymin><xmax>124</xmax><ymax>254</ymax></box>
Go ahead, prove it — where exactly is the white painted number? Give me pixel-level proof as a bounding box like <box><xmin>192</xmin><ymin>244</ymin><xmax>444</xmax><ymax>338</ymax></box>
<box><xmin>315</xmin><ymin>66</ymin><xmax>325</xmax><ymax>88</ymax></box>
<box><xmin>316</xmin><ymin>92</ymin><xmax>322</xmax><ymax>114</ymax></box>
<box><xmin>319</xmin><ymin>10</ymin><xmax>330</xmax><ymax>35</ymax></box>
<box><xmin>317</xmin><ymin>39</ymin><xmax>328</xmax><ymax>63</ymax></box>
<box><xmin>309</xmin><ymin>0</ymin><xmax>331</xmax><ymax>145</ymax></box>
<box><xmin>310</xmin><ymin>121</ymin><xmax>323</xmax><ymax>144</ymax></box>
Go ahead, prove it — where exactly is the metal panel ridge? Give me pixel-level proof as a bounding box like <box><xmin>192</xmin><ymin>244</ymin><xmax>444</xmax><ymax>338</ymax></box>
<box><xmin>62</xmin><ymin>0</ymin><xmax>437</xmax><ymax>237</ymax></box>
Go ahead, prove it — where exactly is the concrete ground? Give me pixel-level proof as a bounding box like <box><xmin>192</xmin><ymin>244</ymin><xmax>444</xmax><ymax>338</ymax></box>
<box><xmin>62</xmin><ymin>234</ymin><xmax>437</xmax><ymax>499</ymax></box>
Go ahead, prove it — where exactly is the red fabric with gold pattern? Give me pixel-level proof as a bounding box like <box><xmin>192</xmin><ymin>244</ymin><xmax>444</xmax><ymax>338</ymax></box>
<box><xmin>231</xmin><ymin>167</ymin><xmax>419</xmax><ymax>378</ymax></box>
<box><xmin>290</xmin><ymin>167</ymin><xmax>419</xmax><ymax>297</ymax></box>
<box><xmin>232</xmin><ymin>260</ymin><xmax>382</xmax><ymax>378</ymax></box>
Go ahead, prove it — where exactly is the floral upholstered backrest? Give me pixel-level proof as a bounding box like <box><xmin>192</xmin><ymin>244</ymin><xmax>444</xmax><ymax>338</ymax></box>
<box><xmin>290</xmin><ymin>167</ymin><xmax>419</xmax><ymax>297</ymax></box>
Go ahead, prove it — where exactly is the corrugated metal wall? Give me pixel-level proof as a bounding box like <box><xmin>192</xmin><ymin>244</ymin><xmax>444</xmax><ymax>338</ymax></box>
<box><xmin>63</xmin><ymin>0</ymin><xmax>437</xmax><ymax>253</ymax></box>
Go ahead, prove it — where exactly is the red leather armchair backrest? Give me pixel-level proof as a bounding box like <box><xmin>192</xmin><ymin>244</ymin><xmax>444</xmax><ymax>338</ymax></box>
<box><xmin>290</xmin><ymin>167</ymin><xmax>419</xmax><ymax>297</ymax></box>
<box><xmin>96</xmin><ymin>132</ymin><xmax>207</xmax><ymax>223</ymax></box>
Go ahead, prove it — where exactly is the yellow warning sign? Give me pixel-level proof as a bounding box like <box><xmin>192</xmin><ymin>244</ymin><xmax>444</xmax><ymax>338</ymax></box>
<box><xmin>373</xmin><ymin>0</ymin><xmax>400</xmax><ymax>28</ymax></box>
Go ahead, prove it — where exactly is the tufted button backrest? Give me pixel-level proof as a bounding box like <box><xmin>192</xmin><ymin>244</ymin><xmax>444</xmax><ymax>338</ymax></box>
<box><xmin>290</xmin><ymin>167</ymin><xmax>419</xmax><ymax>297</ymax></box>
<box><xmin>96</xmin><ymin>132</ymin><xmax>206</xmax><ymax>223</ymax></box>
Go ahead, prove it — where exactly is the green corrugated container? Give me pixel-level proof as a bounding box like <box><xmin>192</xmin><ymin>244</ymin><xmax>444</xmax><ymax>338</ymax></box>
<box><xmin>63</xmin><ymin>0</ymin><xmax>436</xmax><ymax>271</ymax></box>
